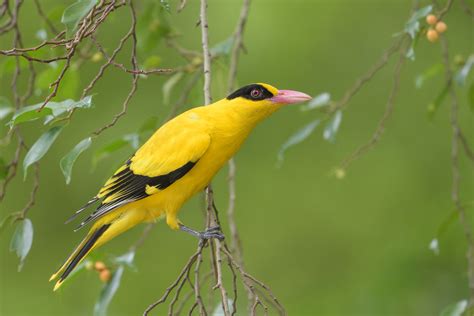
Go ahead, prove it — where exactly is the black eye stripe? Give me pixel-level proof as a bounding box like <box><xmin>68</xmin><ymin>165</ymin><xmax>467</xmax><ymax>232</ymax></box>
<box><xmin>226</xmin><ymin>84</ymin><xmax>274</xmax><ymax>101</ymax></box>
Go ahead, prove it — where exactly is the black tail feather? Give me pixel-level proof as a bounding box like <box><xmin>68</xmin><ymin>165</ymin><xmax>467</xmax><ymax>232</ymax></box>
<box><xmin>64</xmin><ymin>197</ymin><xmax>99</xmax><ymax>224</ymax></box>
<box><xmin>58</xmin><ymin>223</ymin><xmax>110</xmax><ymax>283</ymax></box>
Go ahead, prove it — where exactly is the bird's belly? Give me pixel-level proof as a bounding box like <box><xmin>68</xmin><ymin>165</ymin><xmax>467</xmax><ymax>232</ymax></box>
<box><xmin>140</xmin><ymin>136</ymin><xmax>243</xmax><ymax>221</ymax></box>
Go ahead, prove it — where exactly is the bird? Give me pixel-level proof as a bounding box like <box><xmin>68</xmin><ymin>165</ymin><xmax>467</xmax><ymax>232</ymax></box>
<box><xmin>49</xmin><ymin>83</ymin><xmax>311</xmax><ymax>290</ymax></box>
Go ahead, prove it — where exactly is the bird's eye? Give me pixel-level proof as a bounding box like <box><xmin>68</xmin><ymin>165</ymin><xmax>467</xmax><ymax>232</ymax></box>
<box><xmin>250</xmin><ymin>88</ymin><xmax>262</xmax><ymax>99</ymax></box>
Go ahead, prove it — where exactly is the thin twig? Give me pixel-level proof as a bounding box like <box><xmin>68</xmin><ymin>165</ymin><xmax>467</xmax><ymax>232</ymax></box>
<box><xmin>459</xmin><ymin>130</ymin><xmax>474</xmax><ymax>165</ymax></box>
<box><xmin>340</xmin><ymin>41</ymin><xmax>407</xmax><ymax>170</ymax></box>
<box><xmin>225</xmin><ymin>0</ymin><xmax>252</xmax><ymax>309</ymax></box>
<box><xmin>93</xmin><ymin>0</ymin><xmax>139</xmax><ymax>136</ymax></box>
<box><xmin>440</xmin><ymin>35</ymin><xmax>474</xmax><ymax>306</ymax></box>
<box><xmin>330</xmin><ymin>37</ymin><xmax>404</xmax><ymax>114</ymax></box>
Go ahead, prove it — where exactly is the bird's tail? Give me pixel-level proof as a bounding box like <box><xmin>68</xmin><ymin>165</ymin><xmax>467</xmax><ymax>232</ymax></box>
<box><xmin>50</xmin><ymin>208</ymin><xmax>146</xmax><ymax>291</ymax></box>
<box><xmin>49</xmin><ymin>223</ymin><xmax>110</xmax><ymax>291</ymax></box>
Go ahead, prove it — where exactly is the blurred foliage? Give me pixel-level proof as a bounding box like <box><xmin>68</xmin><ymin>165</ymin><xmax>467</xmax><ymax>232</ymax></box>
<box><xmin>0</xmin><ymin>0</ymin><xmax>473</xmax><ymax>315</ymax></box>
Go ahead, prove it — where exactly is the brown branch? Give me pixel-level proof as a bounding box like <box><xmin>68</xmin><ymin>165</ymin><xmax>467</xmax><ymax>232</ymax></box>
<box><xmin>221</xmin><ymin>246</ymin><xmax>286</xmax><ymax>315</ymax></box>
<box><xmin>33</xmin><ymin>0</ymin><xmax>58</xmax><ymax>34</ymax></box>
<box><xmin>193</xmin><ymin>246</ymin><xmax>208</xmax><ymax>316</ymax></box>
<box><xmin>0</xmin><ymin>134</ymin><xmax>24</xmax><ymax>201</ymax></box>
<box><xmin>93</xmin><ymin>0</ymin><xmax>139</xmax><ymax>136</ymax></box>
<box><xmin>440</xmin><ymin>35</ymin><xmax>474</xmax><ymax>306</ymax></box>
<box><xmin>225</xmin><ymin>0</ymin><xmax>252</xmax><ymax>310</ymax></box>
<box><xmin>0</xmin><ymin>0</ymin><xmax>21</xmax><ymax>36</ymax></box>
<box><xmin>143</xmin><ymin>249</ymin><xmax>202</xmax><ymax>316</ymax></box>
<box><xmin>199</xmin><ymin>2</ymin><xmax>233</xmax><ymax>314</ymax></box>
<box><xmin>165</xmin><ymin>72</ymin><xmax>201</xmax><ymax>122</ymax></box>
<box><xmin>330</xmin><ymin>37</ymin><xmax>404</xmax><ymax>114</ymax></box>
<box><xmin>177</xmin><ymin>0</ymin><xmax>188</xmax><ymax>13</ymax></box>
<box><xmin>200</xmin><ymin>0</ymin><xmax>212</xmax><ymax>106</ymax></box>
<box><xmin>226</xmin><ymin>0</ymin><xmax>251</xmax><ymax>264</ymax></box>
<box><xmin>38</xmin><ymin>49</ymin><xmax>76</xmax><ymax>111</ymax></box>
<box><xmin>460</xmin><ymin>0</ymin><xmax>474</xmax><ymax>19</ymax></box>
<box><xmin>340</xmin><ymin>42</ymin><xmax>407</xmax><ymax>170</ymax></box>
<box><xmin>19</xmin><ymin>163</ymin><xmax>40</xmax><ymax>219</ymax></box>
<box><xmin>459</xmin><ymin>130</ymin><xmax>474</xmax><ymax>165</ymax></box>
<box><xmin>128</xmin><ymin>223</ymin><xmax>155</xmax><ymax>253</ymax></box>
<box><xmin>437</xmin><ymin>0</ymin><xmax>454</xmax><ymax>19</ymax></box>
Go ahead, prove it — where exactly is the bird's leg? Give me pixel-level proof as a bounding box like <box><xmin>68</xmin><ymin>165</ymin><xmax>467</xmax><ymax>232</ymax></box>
<box><xmin>179</xmin><ymin>224</ymin><xmax>225</xmax><ymax>241</ymax></box>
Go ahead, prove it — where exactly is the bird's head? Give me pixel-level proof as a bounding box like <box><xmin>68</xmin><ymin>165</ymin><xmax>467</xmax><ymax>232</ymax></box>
<box><xmin>227</xmin><ymin>83</ymin><xmax>311</xmax><ymax>106</ymax></box>
<box><xmin>223</xmin><ymin>83</ymin><xmax>311</xmax><ymax>121</ymax></box>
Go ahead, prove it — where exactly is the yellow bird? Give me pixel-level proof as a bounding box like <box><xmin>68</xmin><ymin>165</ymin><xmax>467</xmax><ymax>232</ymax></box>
<box><xmin>50</xmin><ymin>83</ymin><xmax>311</xmax><ymax>290</ymax></box>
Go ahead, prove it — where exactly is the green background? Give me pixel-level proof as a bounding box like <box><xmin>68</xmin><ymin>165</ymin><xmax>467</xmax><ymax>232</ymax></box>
<box><xmin>1</xmin><ymin>0</ymin><xmax>473</xmax><ymax>315</ymax></box>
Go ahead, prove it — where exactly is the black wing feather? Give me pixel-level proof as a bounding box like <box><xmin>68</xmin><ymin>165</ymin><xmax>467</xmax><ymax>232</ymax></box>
<box><xmin>73</xmin><ymin>159</ymin><xmax>196</xmax><ymax>231</ymax></box>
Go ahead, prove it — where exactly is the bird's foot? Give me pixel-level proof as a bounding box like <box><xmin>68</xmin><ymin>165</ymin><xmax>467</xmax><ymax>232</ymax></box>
<box><xmin>199</xmin><ymin>226</ymin><xmax>225</xmax><ymax>240</ymax></box>
<box><xmin>179</xmin><ymin>224</ymin><xmax>225</xmax><ymax>241</ymax></box>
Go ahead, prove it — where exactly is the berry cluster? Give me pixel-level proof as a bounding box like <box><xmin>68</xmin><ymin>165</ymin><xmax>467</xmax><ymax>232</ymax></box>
<box><xmin>426</xmin><ymin>14</ymin><xmax>447</xmax><ymax>42</ymax></box>
<box><xmin>86</xmin><ymin>260</ymin><xmax>112</xmax><ymax>282</ymax></box>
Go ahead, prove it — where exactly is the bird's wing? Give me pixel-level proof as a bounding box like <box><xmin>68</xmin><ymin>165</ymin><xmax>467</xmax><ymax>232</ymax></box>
<box><xmin>71</xmin><ymin>121</ymin><xmax>211</xmax><ymax>230</ymax></box>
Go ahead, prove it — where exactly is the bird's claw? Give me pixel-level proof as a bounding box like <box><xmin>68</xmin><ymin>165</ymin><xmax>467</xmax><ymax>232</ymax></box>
<box><xmin>199</xmin><ymin>226</ymin><xmax>225</xmax><ymax>240</ymax></box>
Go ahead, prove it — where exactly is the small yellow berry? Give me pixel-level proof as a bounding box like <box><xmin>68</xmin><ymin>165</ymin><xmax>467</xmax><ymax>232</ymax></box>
<box><xmin>85</xmin><ymin>261</ymin><xmax>94</xmax><ymax>271</ymax></box>
<box><xmin>454</xmin><ymin>55</ymin><xmax>465</xmax><ymax>66</ymax></box>
<box><xmin>427</xmin><ymin>29</ymin><xmax>439</xmax><ymax>43</ymax></box>
<box><xmin>427</xmin><ymin>103</ymin><xmax>436</xmax><ymax>114</ymax></box>
<box><xmin>91</xmin><ymin>52</ymin><xmax>103</xmax><ymax>63</ymax></box>
<box><xmin>334</xmin><ymin>168</ymin><xmax>346</xmax><ymax>179</ymax></box>
<box><xmin>99</xmin><ymin>269</ymin><xmax>112</xmax><ymax>282</ymax></box>
<box><xmin>435</xmin><ymin>21</ymin><xmax>447</xmax><ymax>33</ymax></box>
<box><xmin>94</xmin><ymin>261</ymin><xmax>107</xmax><ymax>272</ymax></box>
<box><xmin>426</xmin><ymin>14</ymin><xmax>437</xmax><ymax>25</ymax></box>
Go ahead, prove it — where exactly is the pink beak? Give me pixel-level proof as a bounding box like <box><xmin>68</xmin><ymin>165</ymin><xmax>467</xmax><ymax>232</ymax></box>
<box><xmin>270</xmin><ymin>89</ymin><xmax>312</xmax><ymax>105</ymax></box>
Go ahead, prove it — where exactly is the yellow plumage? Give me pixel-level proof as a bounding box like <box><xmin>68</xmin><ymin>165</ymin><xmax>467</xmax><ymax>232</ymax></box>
<box><xmin>50</xmin><ymin>83</ymin><xmax>311</xmax><ymax>290</ymax></box>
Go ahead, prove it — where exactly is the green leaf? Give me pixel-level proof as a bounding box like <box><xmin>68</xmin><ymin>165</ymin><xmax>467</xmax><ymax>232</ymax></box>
<box><xmin>468</xmin><ymin>82</ymin><xmax>474</xmax><ymax>111</ymax></box>
<box><xmin>213</xmin><ymin>60</ymin><xmax>231</xmax><ymax>98</ymax></box>
<box><xmin>138</xmin><ymin>116</ymin><xmax>159</xmax><ymax>134</ymax></box>
<box><xmin>440</xmin><ymin>300</ymin><xmax>468</xmax><ymax>316</ymax></box>
<box><xmin>136</xmin><ymin>2</ymin><xmax>171</xmax><ymax>53</ymax></box>
<box><xmin>160</xmin><ymin>0</ymin><xmax>170</xmax><ymax>12</ymax></box>
<box><xmin>124</xmin><ymin>134</ymin><xmax>139</xmax><ymax>149</ymax></box>
<box><xmin>47</xmin><ymin>5</ymin><xmax>67</xmax><ymax>25</ymax></box>
<box><xmin>163</xmin><ymin>72</ymin><xmax>184</xmax><ymax>105</ymax></box>
<box><xmin>9</xmin><ymin>218</ymin><xmax>33</xmax><ymax>271</ymax></box>
<box><xmin>0</xmin><ymin>157</ymin><xmax>7</xmax><ymax>180</ymax></box>
<box><xmin>8</xmin><ymin>105</ymin><xmax>53</xmax><ymax>127</ymax></box>
<box><xmin>323</xmin><ymin>110</ymin><xmax>343</xmax><ymax>143</ymax></box>
<box><xmin>23</xmin><ymin>125</ymin><xmax>64</xmax><ymax>179</ymax></box>
<box><xmin>94</xmin><ymin>266</ymin><xmax>124</xmax><ymax>316</ymax></box>
<box><xmin>36</xmin><ymin>29</ymin><xmax>48</xmax><ymax>41</ymax></box>
<box><xmin>455</xmin><ymin>55</ymin><xmax>474</xmax><ymax>86</ymax></box>
<box><xmin>60</xmin><ymin>137</ymin><xmax>92</xmax><ymax>184</ymax></box>
<box><xmin>93</xmin><ymin>133</ymin><xmax>139</xmax><ymax>166</ymax></box>
<box><xmin>43</xmin><ymin>95</ymin><xmax>92</xmax><ymax>124</ymax></box>
<box><xmin>0</xmin><ymin>58</ymin><xmax>28</xmax><ymax>77</ymax></box>
<box><xmin>277</xmin><ymin>119</ymin><xmax>320</xmax><ymax>166</ymax></box>
<box><xmin>142</xmin><ymin>55</ymin><xmax>162</xmax><ymax>70</ymax></box>
<box><xmin>113</xmin><ymin>251</ymin><xmax>135</xmax><ymax>269</ymax></box>
<box><xmin>61</xmin><ymin>0</ymin><xmax>98</xmax><ymax>38</ymax></box>
<box><xmin>0</xmin><ymin>97</ymin><xmax>13</xmax><ymax>120</ymax></box>
<box><xmin>212</xmin><ymin>299</ymin><xmax>235</xmax><ymax>316</ymax></box>
<box><xmin>8</xmin><ymin>96</ymin><xmax>92</xmax><ymax>127</ymax></box>
<box><xmin>301</xmin><ymin>93</ymin><xmax>331</xmax><ymax>111</ymax></box>
<box><xmin>415</xmin><ymin>63</ymin><xmax>444</xmax><ymax>89</ymax></box>
<box><xmin>37</xmin><ymin>62</ymin><xmax>80</xmax><ymax>99</ymax></box>
<box><xmin>428</xmin><ymin>238</ymin><xmax>439</xmax><ymax>255</ymax></box>
<box><xmin>405</xmin><ymin>29</ymin><xmax>422</xmax><ymax>61</ymax></box>
<box><xmin>211</xmin><ymin>37</ymin><xmax>234</xmax><ymax>57</ymax></box>
<box><xmin>427</xmin><ymin>84</ymin><xmax>449</xmax><ymax>119</ymax></box>
<box><xmin>404</xmin><ymin>5</ymin><xmax>432</xmax><ymax>39</ymax></box>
